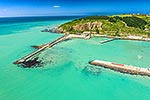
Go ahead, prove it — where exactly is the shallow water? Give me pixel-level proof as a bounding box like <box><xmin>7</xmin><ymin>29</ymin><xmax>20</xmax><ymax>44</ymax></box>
<box><xmin>0</xmin><ymin>17</ymin><xmax>150</xmax><ymax>100</ymax></box>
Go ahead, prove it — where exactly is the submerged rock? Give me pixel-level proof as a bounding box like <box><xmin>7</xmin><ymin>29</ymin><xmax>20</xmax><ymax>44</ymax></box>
<box><xmin>21</xmin><ymin>57</ymin><xmax>43</xmax><ymax>68</ymax></box>
<box><xmin>41</xmin><ymin>29</ymin><xmax>51</xmax><ymax>32</ymax></box>
<box><xmin>31</xmin><ymin>45</ymin><xmax>43</xmax><ymax>49</ymax></box>
<box><xmin>83</xmin><ymin>65</ymin><xmax>101</xmax><ymax>75</ymax></box>
<box><xmin>41</xmin><ymin>27</ymin><xmax>58</xmax><ymax>33</ymax></box>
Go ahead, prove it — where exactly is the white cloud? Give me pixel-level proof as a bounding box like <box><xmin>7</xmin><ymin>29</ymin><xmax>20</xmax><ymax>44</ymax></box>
<box><xmin>53</xmin><ymin>6</ymin><xmax>60</xmax><ymax>8</ymax></box>
<box><xmin>3</xmin><ymin>9</ymin><xmax>7</xmax><ymax>12</ymax></box>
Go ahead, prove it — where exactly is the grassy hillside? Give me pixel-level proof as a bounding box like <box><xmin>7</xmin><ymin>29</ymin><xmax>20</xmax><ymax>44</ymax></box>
<box><xmin>56</xmin><ymin>14</ymin><xmax>150</xmax><ymax>38</ymax></box>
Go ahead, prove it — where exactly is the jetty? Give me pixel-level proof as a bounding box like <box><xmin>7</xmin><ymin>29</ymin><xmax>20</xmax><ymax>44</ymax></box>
<box><xmin>89</xmin><ymin>60</ymin><xmax>150</xmax><ymax>77</ymax></box>
<box><xmin>99</xmin><ymin>38</ymin><xmax>116</xmax><ymax>44</ymax></box>
<box><xmin>14</xmin><ymin>34</ymin><xmax>90</xmax><ymax>65</ymax></box>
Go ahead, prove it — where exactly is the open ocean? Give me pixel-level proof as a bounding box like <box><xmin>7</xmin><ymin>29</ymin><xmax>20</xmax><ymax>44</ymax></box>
<box><xmin>0</xmin><ymin>16</ymin><xmax>150</xmax><ymax>100</ymax></box>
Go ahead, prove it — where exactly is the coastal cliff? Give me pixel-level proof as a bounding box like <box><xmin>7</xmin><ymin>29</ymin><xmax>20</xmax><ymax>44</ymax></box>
<box><xmin>56</xmin><ymin>14</ymin><xmax>150</xmax><ymax>38</ymax></box>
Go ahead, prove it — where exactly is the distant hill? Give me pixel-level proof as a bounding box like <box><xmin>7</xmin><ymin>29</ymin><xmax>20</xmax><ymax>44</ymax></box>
<box><xmin>56</xmin><ymin>14</ymin><xmax>150</xmax><ymax>38</ymax></box>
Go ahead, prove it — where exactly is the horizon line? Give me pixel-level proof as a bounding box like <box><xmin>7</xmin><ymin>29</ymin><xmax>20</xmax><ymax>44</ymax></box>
<box><xmin>1</xmin><ymin>12</ymin><xmax>150</xmax><ymax>18</ymax></box>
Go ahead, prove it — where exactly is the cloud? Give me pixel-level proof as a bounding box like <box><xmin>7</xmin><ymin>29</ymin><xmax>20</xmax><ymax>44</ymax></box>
<box><xmin>53</xmin><ymin>6</ymin><xmax>60</xmax><ymax>8</ymax></box>
<box><xmin>3</xmin><ymin>9</ymin><xmax>7</xmax><ymax>12</ymax></box>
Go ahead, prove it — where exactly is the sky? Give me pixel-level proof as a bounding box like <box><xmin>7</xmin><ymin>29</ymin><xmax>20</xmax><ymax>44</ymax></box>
<box><xmin>0</xmin><ymin>0</ymin><xmax>150</xmax><ymax>17</ymax></box>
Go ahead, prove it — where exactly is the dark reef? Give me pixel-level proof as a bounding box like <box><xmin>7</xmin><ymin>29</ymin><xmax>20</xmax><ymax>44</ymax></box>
<box><xmin>21</xmin><ymin>57</ymin><xmax>43</xmax><ymax>68</ymax></box>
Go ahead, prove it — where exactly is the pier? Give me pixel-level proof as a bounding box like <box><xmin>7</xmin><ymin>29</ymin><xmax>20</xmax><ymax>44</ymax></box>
<box><xmin>14</xmin><ymin>34</ymin><xmax>90</xmax><ymax>65</ymax></box>
<box><xmin>99</xmin><ymin>38</ymin><xmax>116</xmax><ymax>44</ymax></box>
<box><xmin>89</xmin><ymin>60</ymin><xmax>150</xmax><ymax>77</ymax></box>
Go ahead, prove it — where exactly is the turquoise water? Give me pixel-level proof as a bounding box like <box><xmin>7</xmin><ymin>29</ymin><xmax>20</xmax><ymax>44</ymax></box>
<box><xmin>0</xmin><ymin>17</ymin><xmax>150</xmax><ymax>100</ymax></box>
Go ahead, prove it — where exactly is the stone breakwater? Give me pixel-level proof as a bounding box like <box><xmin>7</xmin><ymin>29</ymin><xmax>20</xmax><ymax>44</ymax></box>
<box><xmin>89</xmin><ymin>60</ymin><xmax>150</xmax><ymax>77</ymax></box>
<box><xmin>13</xmin><ymin>34</ymin><xmax>91</xmax><ymax>67</ymax></box>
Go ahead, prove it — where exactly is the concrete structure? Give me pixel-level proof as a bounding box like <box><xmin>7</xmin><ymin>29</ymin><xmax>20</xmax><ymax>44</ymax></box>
<box><xmin>89</xmin><ymin>60</ymin><xmax>150</xmax><ymax>77</ymax></box>
<box><xmin>14</xmin><ymin>34</ymin><xmax>90</xmax><ymax>64</ymax></box>
<box><xmin>99</xmin><ymin>38</ymin><xmax>116</xmax><ymax>44</ymax></box>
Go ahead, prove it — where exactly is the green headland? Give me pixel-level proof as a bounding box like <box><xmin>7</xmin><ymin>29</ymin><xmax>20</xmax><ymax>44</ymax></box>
<box><xmin>56</xmin><ymin>14</ymin><xmax>150</xmax><ymax>38</ymax></box>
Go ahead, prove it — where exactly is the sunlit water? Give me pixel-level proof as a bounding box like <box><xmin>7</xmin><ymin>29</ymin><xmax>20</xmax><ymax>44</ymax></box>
<box><xmin>0</xmin><ymin>17</ymin><xmax>150</xmax><ymax>100</ymax></box>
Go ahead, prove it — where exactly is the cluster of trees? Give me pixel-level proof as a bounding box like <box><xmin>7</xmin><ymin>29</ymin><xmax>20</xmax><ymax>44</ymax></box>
<box><xmin>121</xmin><ymin>17</ymin><xmax>147</xmax><ymax>29</ymax></box>
<box><xmin>84</xmin><ymin>16</ymin><xmax>148</xmax><ymax>30</ymax></box>
<box><xmin>84</xmin><ymin>16</ymin><xmax>109</xmax><ymax>20</ymax></box>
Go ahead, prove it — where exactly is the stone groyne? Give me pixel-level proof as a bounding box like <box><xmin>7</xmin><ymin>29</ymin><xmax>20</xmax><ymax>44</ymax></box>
<box><xmin>13</xmin><ymin>34</ymin><xmax>90</xmax><ymax>65</ymax></box>
<box><xmin>89</xmin><ymin>60</ymin><xmax>150</xmax><ymax>77</ymax></box>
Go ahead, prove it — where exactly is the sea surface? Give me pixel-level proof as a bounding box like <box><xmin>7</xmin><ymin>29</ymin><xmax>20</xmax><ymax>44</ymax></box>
<box><xmin>0</xmin><ymin>16</ymin><xmax>150</xmax><ymax>100</ymax></box>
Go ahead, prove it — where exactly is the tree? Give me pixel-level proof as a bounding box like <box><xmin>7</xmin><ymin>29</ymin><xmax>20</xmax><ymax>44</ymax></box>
<box><xmin>115</xmin><ymin>28</ymin><xmax>120</xmax><ymax>36</ymax></box>
<box><xmin>147</xmin><ymin>33</ymin><xmax>150</xmax><ymax>38</ymax></box>
<box><xmin>95</xmin><ymin>28</ymin><xmax>100</xmax><ymax>34</ymax></box>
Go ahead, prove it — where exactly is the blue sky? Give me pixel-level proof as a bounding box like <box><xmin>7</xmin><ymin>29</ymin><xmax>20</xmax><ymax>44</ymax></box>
<box><xmin>0</xmin><ymin>0</ymin><xmax>150</xmax><ymax>17</ymax></box>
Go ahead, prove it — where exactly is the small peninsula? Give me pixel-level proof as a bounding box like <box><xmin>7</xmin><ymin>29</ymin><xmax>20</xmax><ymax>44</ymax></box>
<box><xmin>56</xmin><ymin>14</ymin><xmax>150</xmax><ymax>39</ymax></box>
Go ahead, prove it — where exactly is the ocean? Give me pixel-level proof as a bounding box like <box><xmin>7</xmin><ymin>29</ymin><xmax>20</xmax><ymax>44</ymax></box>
<box><xmin>0</xmin><ymin>16</ymin><xmax>150</xmax><ymax>100</ymax></box>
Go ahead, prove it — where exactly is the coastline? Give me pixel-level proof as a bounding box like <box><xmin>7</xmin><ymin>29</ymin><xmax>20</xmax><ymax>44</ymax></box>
<box><xmin>2</xmin><ymin>16</ymin><xmax>150</xmax><ymax>100</ymax></box>
<box><xmin>54</xmin><ymin>32</ymin><xmax>150</xmax><ymax>42</ymax></box>
<box><xmin>92</xmin><ymin>34</ymin><xmax>150</xmax><ymax>42</ymax></box>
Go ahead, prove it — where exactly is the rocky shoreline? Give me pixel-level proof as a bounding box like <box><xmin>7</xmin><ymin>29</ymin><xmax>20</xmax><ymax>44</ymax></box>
<box><xmin>51</xmin><ymin>27</ymin><xmax>150</xmax><ymax>42</ymax></box>
<box><xmin>93</xmin><ymin>34</ymin><xmax>150</xmax><ymax>42</ymax></box>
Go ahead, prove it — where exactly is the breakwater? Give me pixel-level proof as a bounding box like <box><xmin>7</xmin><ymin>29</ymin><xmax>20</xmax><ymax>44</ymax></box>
<box><xmin>14</xmin><ymin>34</ymin><xmax>90</xmax><ymax>65</ymax></box>
<box><xmin>89</xmin><ymin>60</ymin><xmax>150</xmax><ymax>77</ymax></box>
